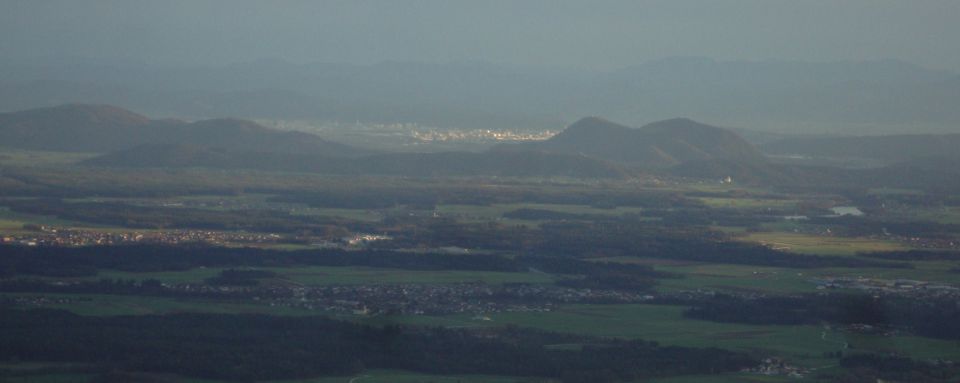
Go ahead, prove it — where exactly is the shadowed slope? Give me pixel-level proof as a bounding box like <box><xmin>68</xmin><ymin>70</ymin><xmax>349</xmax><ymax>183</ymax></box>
<box><xmin>513</xmin><ymin>116</ymin><xmax>763</xmax><ymax>168</ymax></box>
<box><xmin>0</xmin><ymin>104</ymin><xmax>366</xmax><ymax>157</ymax></box>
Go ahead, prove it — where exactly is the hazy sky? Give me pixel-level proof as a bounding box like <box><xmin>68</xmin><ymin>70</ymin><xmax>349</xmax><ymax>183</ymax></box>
<box><xmin>2</xmin><ymin>0</ymin><xmax>959</xmax><ymax>71</ymax></box>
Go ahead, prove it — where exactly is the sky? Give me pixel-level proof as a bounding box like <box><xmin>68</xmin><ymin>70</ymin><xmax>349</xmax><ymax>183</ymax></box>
<box><xmin>2</xmin><ymin>0</ymin><xmax>959</xmax><ymax>71</ymax></box>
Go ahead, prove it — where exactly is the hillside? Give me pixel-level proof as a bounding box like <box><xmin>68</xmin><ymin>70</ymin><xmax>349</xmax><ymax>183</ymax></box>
<box><xmin>0</xmin><ymin>104</ymin><xmax>153</xmax><ymax>152</ymax></box>
<box><xmin>512</xmin><ymin>117</ymin><xmax>764</xmax><ymax>168</ymax></box>
<box><xmin>0</xmin><ymin>104</ymin><xmax>365</xmax><ymax>157</ymax></box>
<box><xmin>83</xmin><ymin>144</ymin><xmax>627</xmax><ymax>179</ymax></box>
<box><xmin>156</xmin><ymin>118</ymin><xmax>364</xmax><ymax>157</ymax></box>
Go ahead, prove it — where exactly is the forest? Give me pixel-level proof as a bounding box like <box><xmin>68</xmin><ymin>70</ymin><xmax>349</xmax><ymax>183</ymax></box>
<box><xmin>0</xmin><ymin>307</ymin><xmax>754</xmax><ymax>383</ymax></box>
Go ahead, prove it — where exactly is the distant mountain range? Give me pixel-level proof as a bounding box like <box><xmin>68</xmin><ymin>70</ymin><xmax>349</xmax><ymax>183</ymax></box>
<box><xmin>84</xmin><ymin>113</ymin><xmax>763</xmax><ymax>178</ymax></box>
<box><xmin>5</xmin><ymin>103</ymin><xmax>960</xmax><ymax>190</ymax></box>
<box><xmin>506</xmin><ymin>117</ymin><xmax>763</xmax><ymax>168</ymax></box>
<box><xmin>0</xmin><ymin>104</ymin><xmax>621</xmax><ymax>178</ymax></box>
<box><xmin>1</xmin><ymin>57</ymin><xmax>958</xmax><ymax>133</ymax></box>
<box><xmin>0</xmin><ymin>104</ymin><xmax>365</xmax><ymax>156</ymax></box>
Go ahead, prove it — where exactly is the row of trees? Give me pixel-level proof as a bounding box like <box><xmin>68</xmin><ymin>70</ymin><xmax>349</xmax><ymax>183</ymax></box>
<box><xmin>0</xmin><ymin>307</ymin><xmax>754</xmax><ymax>382</ymax></box>
<box><xmin>684</xmin><ymin>293</ymin><xmax>960</xmax><ymax>340</ymax></box>
<box><xmin>0</xmin><ymin>244</ymin><xmax>671</xmax><ymax>285</ymax></box>
<box><xmin>2</xmin><ymin>198</ymin><xmax>371</xmax><ymax>233</ymax></box>
<box><xmin>386</xmin><ymin>219</ymin><xmax>909</xmax><ymax>269</ymax></box>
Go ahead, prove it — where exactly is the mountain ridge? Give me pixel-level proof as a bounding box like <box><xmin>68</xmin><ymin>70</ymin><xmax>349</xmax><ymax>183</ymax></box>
<box><xmin>0</xmin><ymin>104</ymin><xmax>366</xmax><ymax>157</ymax></box>
<box><xmin>4</xmin><ymin>58</ymin><xmax>957</xmax><ymax>133</ymax></box>
<box><xmin>509</xmin><ymin>116</ymin><xmax>764</xmax><ymax>168</ymax></box>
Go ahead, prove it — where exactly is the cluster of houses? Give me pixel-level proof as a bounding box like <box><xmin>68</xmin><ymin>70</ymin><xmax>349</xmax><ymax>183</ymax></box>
<box><xmin>743</xmin><ymin>357</ymin><xmax>808</xmax><ymax>378</ymax></box>
<box><xmin>2</xmin><ymin>295</ymin><xmax>90</xmax><ymax>307</ymax></box>
<box><xmin>811</xmin><ymin>276</ymin><xmax>960</xmax><ymax>298</ymax></box>
<box><xmin>309</xmin><ymin>233</ymin><xmax>393</xmax><ymax>249</ymax></box>
<box><xmin>900</xmin><ymin>236</ymin><xmax>960</xmax><ymax>250</ymax></box>
<box><xmin>261</xmin><ymin>282</ymin><xmax>657</xmax><ymax>316</ymax></box>
<box><xmin>135</xmin><ymin>281</ymin><xmax>656</xmax><ymax>316</ymax></box>
<box><xmin>411</xmin><ymin>128</ymin><xmax>556</xmax><ymax>143</ymax></box>
<box><xmin>0</xmin><ymin>225</ymin><xmax>282</xmax><ymax>247</ymax></box>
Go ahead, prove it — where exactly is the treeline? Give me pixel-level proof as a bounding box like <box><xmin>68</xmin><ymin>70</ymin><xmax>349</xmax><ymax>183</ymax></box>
<box><xmin>683</xmin><ymin>293</ymin><xmax>960</xmax><ymax>340</ymax></box>
<box><xmin>502</xmin><ymin>207</ymin><xmax>780</xmax><ymax>228</ymax></box>
<box><xmin>2</xmin><ymin>165</ymin><xmax>695</xmax><ymax>206</ymax></box>
<box><xmin>205</xmin><ymin>268</ymin><xmax>278</xmax><ymax>286</ymax></box>
<box><xmin>387</xmin><ymin>220</ymin><xmax>909</xmax><ymax>269</ymax></box>
<box><xmin>0</xmin><ymin>278</ymin><xmax>174</xmax><ymax>296</ymax></box>
<box><xmin>556</xmin><ymin>273</ymin><xmax>658</xmax><ymax>291</ymax></box>
<box><xmin>519</xmin><ymin>221</ymin><xmax>906</xmax><ymax>268</ymax></box>
<box><xmin>0</xmin><ymin>244</ymin><xmax>516</xmax><ymax>277</ymax></box>
<box><xmin>860</xmin><ymin>250</ymin><xmax>960</xmax><ymax>261</ymax></box>
<box><xmin>2</xmin><ymin>198</ymin><xmax>368</xmax><ymax>233</ymax></box>
<box><xmin>503</xmin><ymin>208</ymin><xmax>607</xmax><ymax>221</ymax></box>
<box><xmin>0</xmin><ymin>308</ymin><xmax>754</xmax><ymax>383</ymax></box>
<box><xmin>807</xmin><ymin>215</ymin><xmax>960</xmax><ymax>239</ymax></box>
<box><xmin>273</xmin><ymin>187</ymin><xmax>697</xmax><ymax>210</ymax></box>
<box><xmin>0</xmin><ymin>166</ymin><xmax>251</xmax><ymax>199</ymax></box>
<box><xmin>0</xmin><ymin>244</ymin><xmax>670</xmax><ymax>281</ymax></box>
<box><xmin>832</xmin><ymin>354</ymin><xmax>960</xmax><ymax>383</ymax></box>
<box><xmin>846</xmin><ymin>189</ymin><xmax>960</xmax><ymax>210</ymax></box>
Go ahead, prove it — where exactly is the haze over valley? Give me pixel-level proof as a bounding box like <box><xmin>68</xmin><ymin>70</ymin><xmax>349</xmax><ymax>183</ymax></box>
<box><xmin>2</xmin><ymin>2</ymin><xmax>960</xmax><ymax>383</ymax></box>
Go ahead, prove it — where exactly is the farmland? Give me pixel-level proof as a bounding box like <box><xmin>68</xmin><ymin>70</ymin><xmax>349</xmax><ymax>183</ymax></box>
<box><xmin>738</xmin><ymin>232</ymin><xmax>908</xmax><ymax>256</ymax></box>
<box><xmin>2</xmin><ymin>153</ymin><xmax>960</xmax><ymax>382</ymax></box>
<box><xmin>380</xmin><ymin>304</ymin><xmax>960</xmax><ymax>368</ymax></box>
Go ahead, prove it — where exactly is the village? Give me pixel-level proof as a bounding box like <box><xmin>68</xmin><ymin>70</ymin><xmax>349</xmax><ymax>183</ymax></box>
<box><xmin>179</xmin><ymin>281</ymin><xmax>657</xmax><ymax>316</ymax></box>
<box><xmin>0</xmin><ymin>225</ymin><xmax>284</xmax><ymax>247</ymax></box>
<box><xmin>0</xmin><ymin>224</ymin><xmax>395</xmax><ymax>249</ymax></box>
<box><xmin>5</xmin><ymin>279</ymin><xmax>658</xmax><ymax>317</ymax></box>
<box><xmin>810</xmin><ymin>276</ymin><xmax>960</xmax><ymax>299</ymax></box>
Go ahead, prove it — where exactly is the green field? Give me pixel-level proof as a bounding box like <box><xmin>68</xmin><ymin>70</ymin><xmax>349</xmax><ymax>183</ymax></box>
<box><xmin>654</xmin><ymin>264</ymin><xmax>818</xmax><ymax>293</ymax></box>
<box><xmin>272</xmin><ymin>369</ymin><xmax>543</xmax><ymax>383</ymax></box>
<box><xmin>277</xmin><ymin>266</ymin><xmax>556</xmax><ymax>285</ymax></box>
<box><xmin>117</xmin><ymin>194</ymin><xmax>386</xmax><ymax>223</ymax></box>
<box><xmin>739</xmin><ymin>232</ymin><xmax>908</xmax><ymax>256</ymax></box>
<box><xmin>290</xmin><ymin>207</ymin><xmax>383</xmax><ymax>222</ymax></box>
<box><xmin>696</xmin><ymin>197</ymin><xmax>798</xmax><ymax>210</ymax></box>
<box><xmin>86</xmin><ymin>266</ymin><xmax>557</xmax><ymax>286</ymax></box>
<box><xmin>21</xmin><ymin>292</ymin><xmax>937</xmax><ymax>368</ymax></box>
<box><xmin>437</xmin><ymin>203</ymin><xmax>645</xmax><ymax>220</ymax></box>
<box><xmin>651</xmin><ymin>261</ymin><xmax>960</xmax><ymax>294</ymax></box>
<box><xmin>0</xmin><ymin>362</ymin><xmax>96</xmax><ymax>383</ymax></box>
<box><xmin>377</xmin><ymin>305</ymin><xmax>838</xmax><ymax>361</ymax></box>
<box><xmin>646</xmin><ymin>374</ymin><xmax>795</xmax><ymax>383</ymax></box>
<box><xmin>816</xmin><ymin>261</ymin><xmax>960</xmax><ymax>285</ymax></box>
<box><xmin>587</xmin><ymin>256</ymin><xmax>960</xmax><ymax>293</ymax></box>
<box><xmin>0</xmin><ymin>149</ymin><xmax>98</xmax><ymax>167</ymax></box>
<box><xmin>3</xmin><ymin>153</ymin><xmax>959</xmax><ymax>381</ymax></box>
<box><xmin>92</xmin><ymin>267</ymin><xmax>224</xmax><ymax>283</ymax></box>
<box><xmin>2</xmin><ymin>293</ymin><xmax>317</xmax><ymax>316</ymax></box>
<box><xmin>0</xmin><ymin>373</ymin><xmax>97</xmax><ymax>383</ymax></box>
<box><xmin>379</xmin><ymin>304</ymin><xmax>960</xmax><ymax>368</ymax></box>
<box><xmin>0</xmin><ymin>364</ymin><xmax>537</xmax><ymax>383</ymax></box>
<box><xmin>0</xmin><ymin>206</ymin><xmax>96</xmax><ymax>233</ymax></box>
<box><xmin>887</xmin><ymin>205</ymin><xmax>960</xmax><ymax>225</ymax></box>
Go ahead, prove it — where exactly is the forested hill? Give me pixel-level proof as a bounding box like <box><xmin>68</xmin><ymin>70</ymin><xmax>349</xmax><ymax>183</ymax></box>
<box><xmin>507</xmin><ymin>117</ymin><xmax>764</xmax><ymax>168</ymax></box>
<box><xmin>0</xmin><ymin>104</ymin><xmax>367</xmax><ymax>157</ymax></box>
